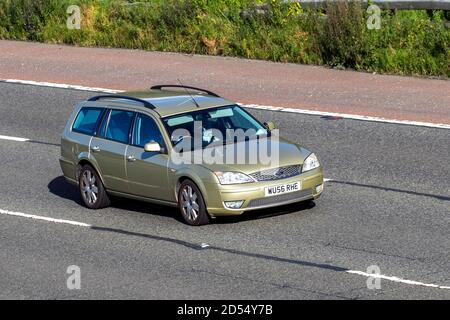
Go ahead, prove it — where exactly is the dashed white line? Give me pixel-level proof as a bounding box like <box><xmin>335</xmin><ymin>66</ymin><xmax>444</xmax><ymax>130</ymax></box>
<box><xmin>1</xmin><ymin>207</ymin><xmax>449</xmax><ymax>291</ymax></box>
<box><xmin>1</xmin><ymin>78</ymin><xmax>450</xmax><ymax>130</ymax></box>
<box><xmin>346</xmin><ymin>270</ymin><xmax>450</xmax><ymax>290</ymax></box>
<box><xmin>0</xmin><ymin>209</ymin><xmax>91</xmax><ymax>227</ymax></box>
<box><xmin>0</xmin><ymin>135</ymin><xmax>30</xmax><ymax>142</ymax></box>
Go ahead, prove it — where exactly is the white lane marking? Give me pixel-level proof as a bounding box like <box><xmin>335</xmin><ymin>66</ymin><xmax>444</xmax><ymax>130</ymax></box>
<box><xmin>2</xmin><ymin>78</ymin><xmax>450</xmax><ymax>130</ymax></box>
<box><xmin>0</xmin><ymin>209</ymin><xmax>91</xmax><ymax>227</ymax></box>
<box><xmin>1</xmin><ymin>79</ymin><xmax>122</xmax><ymax>94</ymax></box>
<box><xmin>346</xmin><ymin>270</ymin><xmax>450</xmax><ymax>290</ymax></box>
<box><xmin>242</xmin><ymin>103</ymin><xmax>450</xmax><ymax>130</ymax></box>
<box><xmin>0</xmin><ymin>135</ymin><xmax>30</xmax><ymax>142</ymax></box>
<box><xmin>324</xmin><ymin>178</ymin><xmax>333</xmax><ymax>182</ymax></box>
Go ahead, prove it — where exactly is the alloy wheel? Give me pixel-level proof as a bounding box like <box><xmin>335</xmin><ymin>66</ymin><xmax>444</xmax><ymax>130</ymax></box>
<box><xmin>180</xmin><ymin>185</ymin><xmax>200</xmax><ymax>222</ymax></box>
<box><xmin>81</xmin><ymin>169</ymin><xmax>99</xmax><ymax>205</ymax></box>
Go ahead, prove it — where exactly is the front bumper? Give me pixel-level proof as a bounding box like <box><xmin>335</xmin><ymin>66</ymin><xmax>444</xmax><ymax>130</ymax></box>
<box><xmin>204</xmin><ymin>167</ymin><xmax>324</xmax><ymax>216</ymax></box>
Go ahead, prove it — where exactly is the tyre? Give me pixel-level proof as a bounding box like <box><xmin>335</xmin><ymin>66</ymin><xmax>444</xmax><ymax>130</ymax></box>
<box><xmin>79</xmin><ymin>164</ymin><xmax>111</xmax><ymax>209</ymax></box>
<box><xmin>178</xmin><ymin>180</ymin><xmax>210</xmax><ymax>226</ymax></box>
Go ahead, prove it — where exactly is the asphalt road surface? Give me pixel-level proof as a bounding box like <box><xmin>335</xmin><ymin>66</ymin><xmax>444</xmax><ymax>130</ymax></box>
<box><xmin>0</xmin><ymin>81</ymin><xmax>449</xmax><ymax>299</ymax></box>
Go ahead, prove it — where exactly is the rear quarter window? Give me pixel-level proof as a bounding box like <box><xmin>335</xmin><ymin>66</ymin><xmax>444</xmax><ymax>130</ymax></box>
<box><xmin>72</xmin><ymin>107</ymin><xmax>104</xmax><ymax>135</ymax></box>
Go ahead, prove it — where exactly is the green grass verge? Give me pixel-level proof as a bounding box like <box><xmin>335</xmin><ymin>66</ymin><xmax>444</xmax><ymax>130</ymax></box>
<box><xmin>1</xmin><ymin>0</ymin><xmax>449</xmax><ymax>77</ymax></box>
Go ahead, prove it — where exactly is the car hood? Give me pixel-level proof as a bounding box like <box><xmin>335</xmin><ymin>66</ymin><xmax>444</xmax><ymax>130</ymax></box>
<box><xmin>177</xmin><ymin>136</ymin><xmax>311</xmax><ymax>175</ymax></box>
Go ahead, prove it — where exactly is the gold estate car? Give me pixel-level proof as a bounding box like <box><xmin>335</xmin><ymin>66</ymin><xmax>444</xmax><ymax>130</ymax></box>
<box><xmin>60</xmin><ymin>85</ymin><xmax>324</xmax><ymax>225</ymax></box>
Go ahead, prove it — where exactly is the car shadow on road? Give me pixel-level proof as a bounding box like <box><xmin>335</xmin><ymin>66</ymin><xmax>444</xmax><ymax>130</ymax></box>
<box><xmin>48</xmin><ymin>176</ymin><xmax>85</xmax><ymax>206</ymax></box>
<box><xmin>47</xmin><ymin>176</ymin><xmax>184</xmax><ymax>223</ymax></box>
<box><xmin>48</xmin><ymin>175</ymin><xmax>315</xmax><ymax>225</ymax></box>
<box><xmin>111</xmin><ymin>197</ymin><xmax>185</xmax><ymax>223</ymax></box>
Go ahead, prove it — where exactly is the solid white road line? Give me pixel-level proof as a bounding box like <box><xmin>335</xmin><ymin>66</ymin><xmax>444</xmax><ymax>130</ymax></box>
<box><xmin>0</xmin><ymin>135</ymin><xmax>30</xmax><ymax>142</ymax></box>
<box><xmin>346</xmin><ymin>270</ymin><xmax>450</xmax><ymax>290</ymax></box>
<box><xmin>1</xmin><ymin>79</ymin><xmax>122</xmax><ymax>94</ymax></box>
<box><xmin>0</xmin><ymin>209</ymin><xmax>91</xmax><ymax>227</ymax></box>
<box><xmin>242</xmin><ymin>103</ymin><xmax>450</xmax><ymax>130</ymax></box>
<box><xmin>1</xmin><ymin>78</ymin><xmax>450</xmax><ymax>130</ymax></box>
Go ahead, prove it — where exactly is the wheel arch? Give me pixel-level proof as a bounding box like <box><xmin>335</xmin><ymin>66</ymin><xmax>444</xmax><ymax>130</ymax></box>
<box><xmin>76</xmin><ymin>158</ymin><xmax>105</xmax><ymax>186</ymax></box>
<box><xmin>175</xmin><ymin>174</ymin><xmax>207</xmax><ymax>204</ymax></box>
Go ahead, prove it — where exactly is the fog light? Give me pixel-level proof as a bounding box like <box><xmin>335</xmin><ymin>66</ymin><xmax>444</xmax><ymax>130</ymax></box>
<box><xmin>315</xmin><ymin>184</ymin><xmax>323</xmax><ymax>193</ymax></box>
<box><xmin>224</xmin><ymin>200</ymin><xmax>244</xmax><ymax>209</ymax></box>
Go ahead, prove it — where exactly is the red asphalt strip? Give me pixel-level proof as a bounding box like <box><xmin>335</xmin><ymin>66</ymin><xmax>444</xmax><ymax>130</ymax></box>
<box><xmin>0</xmin><ymin>40</ymin><xmax>449</xmax><ymax>125</ymax></box>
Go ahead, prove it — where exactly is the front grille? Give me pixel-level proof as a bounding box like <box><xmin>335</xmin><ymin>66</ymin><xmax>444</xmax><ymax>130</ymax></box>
<box><xmin>249</xmin><ymin>165</ymin><xmax>301</xmax><ymax>182</ymax></box>
<box><xmin>247</xmin><ymin>189</ymin><xmax>312</xmax><ymax>209</ymax></box>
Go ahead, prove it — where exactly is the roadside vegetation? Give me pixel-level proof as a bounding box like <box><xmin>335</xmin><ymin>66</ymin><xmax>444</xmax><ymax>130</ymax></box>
<box><xmin>0</xmin><ymin>0</ymin><xmax>449</xmax><ymax>77</ymax></box>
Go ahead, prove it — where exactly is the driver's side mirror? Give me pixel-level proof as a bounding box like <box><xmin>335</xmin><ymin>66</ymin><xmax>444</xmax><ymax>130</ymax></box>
<box><xmin>264</xmin><ymin>121</ymin><xmax>275</xmax><ymax>131</ymax></box>
<box><xmin>144</xmin><ymin>141</ymin><xmax>161</xmax><ymax>153</ymax></box>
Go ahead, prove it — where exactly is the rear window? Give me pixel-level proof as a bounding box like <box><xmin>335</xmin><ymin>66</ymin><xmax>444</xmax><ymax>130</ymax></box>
<box><xmin>72</xmin><ymin>107</ymin><xmax>104</xmax><ymax>135</ymax></box>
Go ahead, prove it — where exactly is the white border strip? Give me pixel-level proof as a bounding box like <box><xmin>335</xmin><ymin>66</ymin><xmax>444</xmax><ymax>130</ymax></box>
<box><xmin>0</xmin><ymin>135</ymin><xmax>29</xmax><ymax>142</ymax></box>
<box><xmin>346</xmin><ymin>270</ymin><xmax>450</xmax><ymax>290</ymax></box>
<box><xmin>1</xmin><ymin>79</ymin><xmax>122</xmax><ymax>94</ymax></box>
<box><xmin>0</xmin><ymin>208</ymin><xmax>91</xmax><ymax>227</ymax></box>
<box><xmin>2</xmin><ymin>78</ymin><xmax>449</xmax><ymax>130</ymax></box>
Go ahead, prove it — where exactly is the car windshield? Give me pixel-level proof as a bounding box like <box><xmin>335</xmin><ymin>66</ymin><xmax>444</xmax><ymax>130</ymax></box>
<box><xmin>162</xmin><ymin>105</ymin><xmax>268</xmax><ymax>149</ymax></box>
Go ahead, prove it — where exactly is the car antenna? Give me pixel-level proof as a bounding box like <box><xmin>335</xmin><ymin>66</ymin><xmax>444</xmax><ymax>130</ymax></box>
<box><xmin>177</xmin><ymin>78</ymin><xmax>200</xmax><ymax>108</ymax></box>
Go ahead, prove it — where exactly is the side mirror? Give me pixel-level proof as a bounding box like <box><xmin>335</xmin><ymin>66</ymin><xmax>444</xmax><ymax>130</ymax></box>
<box><xmin>264</xmin><ymin>121</ymin><xmax>275</xmax><ymax>131</ymax></box>
<box><xmin>144</xmin><ymin>141</ymin><xmax>161</xmax><ymax>153</ymax></box>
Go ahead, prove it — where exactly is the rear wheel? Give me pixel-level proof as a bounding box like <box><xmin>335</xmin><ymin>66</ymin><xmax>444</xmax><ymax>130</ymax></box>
<box><xmin>178</xmin><ymin>180</ymin><xmax>210</xmax><ymax>226</ymax></box>
<box><xmin>79</xmin><ymin>164</ymin><xmax>110</xmax><ymax>209</ymax></box>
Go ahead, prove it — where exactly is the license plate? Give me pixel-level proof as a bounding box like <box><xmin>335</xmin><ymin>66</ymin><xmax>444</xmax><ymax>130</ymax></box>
<box><xmin>264</xmin><ymin>181</ymin><xmax>301</xmax><ymax>197</ymax></box>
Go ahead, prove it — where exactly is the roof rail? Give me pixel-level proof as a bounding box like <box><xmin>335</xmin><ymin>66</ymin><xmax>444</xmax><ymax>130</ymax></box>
<box><xmin>87</xmin><ymin>95</ymin><xmax>156</xmax><ymax>109</ymax></box>
<box><xmin>150</xmin><ymin>85</ymin><xmax>220</xmax><ymax>98</ymax></box>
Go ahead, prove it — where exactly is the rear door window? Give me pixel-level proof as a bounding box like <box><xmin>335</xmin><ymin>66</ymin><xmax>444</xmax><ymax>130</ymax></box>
<box><xmin>72</xmin><ymin>107</ymin><xmax>104</xmax><ymax>135</ymax></box>
<box><xmin>104</xmin><ymin>110</ymin><xmax>135</xmax><ymax>144</ymax></box>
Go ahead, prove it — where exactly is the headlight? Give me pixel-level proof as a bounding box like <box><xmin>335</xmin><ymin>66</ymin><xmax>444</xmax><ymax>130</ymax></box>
<box><xmin>214</xmin><ymin>171</ymin><xmax>254</xmax><ymax>185</ymax></box>
<box><xmin>302</xmin><ymin>153</ymin><xmax>320</xmax><ymax>172</ymax></box>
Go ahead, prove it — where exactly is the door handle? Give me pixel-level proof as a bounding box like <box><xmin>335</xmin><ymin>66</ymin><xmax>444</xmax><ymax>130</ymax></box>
<box><xmin>92</xmin><ymin>146</ymin><xmax>101</xmax><ymax>152</ymax></box>
<box><xmin>127</xmin><ymin>155</ymin><xmax>136</xmax><ymax>162</ymax></box>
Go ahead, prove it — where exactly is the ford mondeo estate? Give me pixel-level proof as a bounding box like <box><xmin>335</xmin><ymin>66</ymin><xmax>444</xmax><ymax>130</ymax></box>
<box><xmin>60</xmin><ymin>85</ymin><xmax>323</xmax><ymax>225</ymax></box>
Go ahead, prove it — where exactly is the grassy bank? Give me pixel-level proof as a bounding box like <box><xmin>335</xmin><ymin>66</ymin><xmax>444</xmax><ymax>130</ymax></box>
<box><xmin>0</xmin><ymin>0</ymin><xmax>449</xmax><ymax>77</ymax></box>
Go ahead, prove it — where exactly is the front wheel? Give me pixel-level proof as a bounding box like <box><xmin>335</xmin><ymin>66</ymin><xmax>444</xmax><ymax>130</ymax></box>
<box><xmin>79</xmin><ymin>164</ymin><xmax>110</xmax><ymax>209</ymax></box>
<box><xmin>178</xmin><ymin>180</ymin><xmax>210</xmax><ymax>226</ymax></box>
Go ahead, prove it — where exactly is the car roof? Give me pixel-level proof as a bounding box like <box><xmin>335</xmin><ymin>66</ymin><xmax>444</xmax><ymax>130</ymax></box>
<box><xmin>87</xmin><ymin>89</ymin><xmax>236</xmax><ymax>118</ymax></box>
